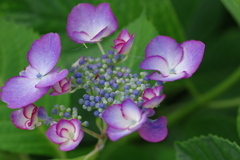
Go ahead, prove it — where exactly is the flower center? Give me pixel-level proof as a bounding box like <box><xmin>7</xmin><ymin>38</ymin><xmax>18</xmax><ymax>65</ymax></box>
<box><xmin>36</xmin><ymin>73</ymin><xmax>42</xmax><ymax>79</ymax></box>
<box><xmin>169</xmin><ymin>68</ymin><xmax>176</xmax><ymax>74</ymax></box>
<box><xmin>68</xmin><ymin>132</ymin><xmax>74</xmax><ymax>139</ymax></box>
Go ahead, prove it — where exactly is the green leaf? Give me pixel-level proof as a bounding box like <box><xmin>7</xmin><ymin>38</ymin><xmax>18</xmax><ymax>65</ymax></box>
<box><xmin>0</xmin><ymin>19</ymin><xmax>69</xmax><ymax>158</ymax></box>
<box><xmin>237</xmin><ymin>106</ymin><xmax>240</xmax><ymax>138</ymax></box>
<box><xmin>221</xmin><ymin>0</ymin><xmax>240</xmax><ymax>27</ymax></box>
<box><xmin>175</xmin><ymin>135</ymin><xmax>240</xmax><ymax>160</ymax></box>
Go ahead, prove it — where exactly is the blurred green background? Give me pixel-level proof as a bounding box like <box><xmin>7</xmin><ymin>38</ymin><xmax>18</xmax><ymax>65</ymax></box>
<box><xmin>0</xmin><ymin>0</ymin><xmax>240</xmax><ymax>160</ymax></box>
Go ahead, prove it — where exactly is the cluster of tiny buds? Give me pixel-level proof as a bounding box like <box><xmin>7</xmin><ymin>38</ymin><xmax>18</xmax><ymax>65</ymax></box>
<box><xmin>51</xmin><ymin>105</ymin><xmax>89</xmax><ymax>127</ymax></box>
<box><xmin>68</xmin><ymin>50</ymin><xmax>158</xmax><ymax>117</ymax></box>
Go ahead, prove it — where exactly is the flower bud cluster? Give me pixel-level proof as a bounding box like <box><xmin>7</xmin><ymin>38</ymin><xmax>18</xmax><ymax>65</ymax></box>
<box><xmin>70</xmin><ymin>51</ymin><xmax>157</xmax><ymax>117</ymax></box>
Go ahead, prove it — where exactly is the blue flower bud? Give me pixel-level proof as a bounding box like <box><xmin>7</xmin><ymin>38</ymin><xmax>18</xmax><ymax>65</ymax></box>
<box><xmin>117</xmin><ymin>72</ymin><xmax>123</xmax><ymax>77</ymax></box>
<box><xmin>83</xmin><ymin>94</ymin><xmax>90</xmax><ymax>100</ymax></box>
<box><xmin>70</xmin><ymin>67</ymin><xmax>75</xmax><ymax>73</ymax></box>
<box><xmin>64</xmin><ymin>112</ymin><xmax>71</xmax><ymax>118</ymax></box>
<box><xmin>132</xmin><ymin>90</ymin><xmax>140</xmax><ymax>96</ymax></box>
<box><xmin>74</xmin><ymin>72</ymin><xmax>82</xmax><ymax>79</ymax></box>
<box><xmin>99</xmin><ymin>103</ymin><xmax>106</xmax><ymax>109</ymax></box>
<box><xmin>107</xmin><ymin>50</ymin><xmax>115</xmax><ymax>55</ymax></box>
<box><xmin>133</xmin><ymin>73</ymin><xmax>138</xmax><ymax>78</ymax></box>
<box><xmin>112</xmin><ymin>83</ymin><xmax>119</xmax><ymax>89</ymax></box>
<box><xmin>100</xmin><ymin>89</ymin><xmax>105</xmax><ymax>95</ymax></box>
<box><xmin>104</xmin><ymin>93</ymin><xmax>110</xmax><ymax>98</ymax></box>
<box><xmin>94</xmin><ymin>110</ymin><xmax>100</xmax><ymax>117</ymax></box>
<box><xmin>102</xmin><ymin>55</ymin><xmax>108</xmax><ymax>59</ymax></box>
<box><xmin>94</xmin><ymin>96</ymin><xmax>101</xmax><ymax>102</ymax></box>
<box><xmin>124</xmin><ymin>85</ymin><xmax>130</xmax><ymax>90</ymax></box>
<box><xmin>157</xmin><ymin>81</ymin><xmax>163</xmax><ymax>86</ymax></box>
<box><xmin>52</xmin><ymin>109</ymin><xmax>58</xmax><ymax>115</ymax></box>
<box><xmin>84</xmin><ymin>100</ymin><xmax>90</xmax><ymax>106</ymax></box>
<box><xmin>110</xmin><ymin>92</ymin><xmax>116</xmax><ymax>98</ymax></box>
<box><xmin>114</xmin><ymin>54</ymin><xmax>120</xmax><ymax>60</ymax></box>
<box><xmin>90</xmin><ymin>101</ymin><xmax>95</xmax><ymax>107</ymax></box>
<box><xmin>78</xmin><ymin>99</ymin><xmax>84</xmax><ymax>104</ymax></box>
<box><xmin>79</xmin><ymin>59</ymin><xmax>85</xmax><ymax>65</ymax></box>
<box><xmin>99</xmin><ymin>80</ymin><xmax>105</xmax><ymax>85</ymax></box>
<box><xmin>96</xmin><ymin>62</ymin><xmax>102</xmax><ymax>68</ymax></box>
<box><xmin>76</xmin><ymin>78</ymin><xmax>82</xmax><ymax>84</ymax></box>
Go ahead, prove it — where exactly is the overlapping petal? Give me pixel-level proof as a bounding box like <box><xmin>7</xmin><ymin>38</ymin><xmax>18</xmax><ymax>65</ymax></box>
<box><xmin>142</xmin><ymin>86</ymin><xmax>166</xmax><ymax>108</ymax></box>
<box><xmin>67</xmin><ymin>3</ymin><xmax>118</xmax><ymax>44</ymax></box>
<box><xmin>50</xmin><ymin>77</ymin><xmax>72</xmax><ymax>96</ymax></box>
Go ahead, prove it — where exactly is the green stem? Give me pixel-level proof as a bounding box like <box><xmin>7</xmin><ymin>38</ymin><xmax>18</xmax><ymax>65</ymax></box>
<box><xmin>208</xmin><ymin>97</ymin><xmax>240</xmax><ymax>109</ymax></box>
<box><xmin>97</xmin><ymin>42</ymin><xmax>105</xmax><ymax>55</ymax></box>
<box><xmin>167</xmin><ymin>65</ymin><xmax>240</xmax><ymax>126</ymax></box>
<box><xmin>82</xmin><ymin>127</ymin><xmax>102</xmax><ymax>139</ymax></box>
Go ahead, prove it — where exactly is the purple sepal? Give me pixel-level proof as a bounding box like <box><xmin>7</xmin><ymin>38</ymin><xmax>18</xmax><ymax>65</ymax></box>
<box><xmin>138</xmin><ymin>116</ymin><xmax>168</xmax><ymax>142</ymax></box>
<box><xmin>37</xmin><ymin>106</ymin><xmax>48</xmax><ymax>120</ymax></box>
<box><xmin>10</xmin><ymin>104</ymin><xmax>42</xmax><ymax>130</ymax></box>
<box><xmin>67</xmin><ymin>3</ymin><xmax>118</xmax><ymax>44</ymax></box>
<box><xmin>46</xmin><ymin>119</ymin><xmax>84</xmax><ymax>151</ymax></box>
<box><xmin>140</xmin><ymin>36</ymin><xmax>205</xmax><ymax>82</ymax></box>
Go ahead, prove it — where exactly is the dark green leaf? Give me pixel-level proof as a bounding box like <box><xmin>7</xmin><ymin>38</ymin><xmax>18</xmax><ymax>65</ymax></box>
<box><xmin>175</xmin><ymin>135</ymin><xmax>240</xmax><ymax>160</ymax></box>
<box><xmin>221</xmin><ymin>0</ymin><xmax>240</xmax><ymax>27</ymax></box>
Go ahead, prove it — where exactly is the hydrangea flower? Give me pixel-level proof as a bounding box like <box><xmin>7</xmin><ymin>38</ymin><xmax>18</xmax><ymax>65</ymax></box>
<box><xmin>142</xmin><ymin>86</ymin><xmax>166</xmax><ymax>108</ymax></box>
<box><xmin>1</xmin><ymin>33</ymin><xmax>68</xmax><ymax>109</ymax></box>
<box><xmin>112</xmin><ymin>29</ymin><xmax>135</xmax><ymax>55</ymax></box>
<box><xmin>10</xmin><ymin>104</ymin><xmax>42</xmax><ymax>130</ymax></box>
<box><xmin>46</xmin><ymin>119</ymin><xmax>84</xmax><ymax>151</ymax></box>
<box><xmin>50</xmin><ymin>77</ymin><xmax>72</xmax><ymax>96</ymax></box>
<box><xmin>102</xmin><ymin>99</ymin><xmax>168</xmax><ymax>142</ymax></box>
<box><xmin>140</xmin><ymin>36</ymin><xmax>205</xmax><ymax>82</ymax></box>
<box><xmin>67</xmin><ymin>3</ymin><xmax>118</xmax><ymax>44</ymax></box>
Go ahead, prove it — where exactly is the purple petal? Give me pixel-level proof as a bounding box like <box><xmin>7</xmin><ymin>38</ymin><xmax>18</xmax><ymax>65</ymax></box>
<box><xmin>102</xmin><ymin>104</ymin><xmax>131</xmax><ymax>129</ymax></box>
<box><xmin>21</xmin><ymin>66</ymin><xmax>39</xmax><ymax>79</ymax></box>
<box><xmin>36</xmin><ymin>69</ymin><xmax>68</xmax><ymax>88</ymax></box>
<box><xmin>142</xmin><ymin>95</ymin><xmax>166</xmax><ymax>108</ymax></box>
<box><xmin>11</xmin><ymin>108</ymin><xmax>29</xmax><ymax>130</ymax></box>
<box><xmin>140</xmin><ymin>56</ymin><xmax>169</xmax><ymax>77</ymax></box>
<box><xmin>106</xmin><ymin>126</ymin><xmax>135</xmax><ymax>141</ymax></box>
<box><xmin>59</xmin><ymin>133</ymin><xmax>83</xmax><ymax>151</ymax></box>
<box><xmin>27</xmin><ymin>33</ymin><xmax>61</xmax><ymax>75</ymax></box>
<box><xmin>1</xmin><ymin>76</ymin><xmax>49</xmax><ymax>109</ymax></box>
<box><xmin>121</xmin><ymin>99</ymin><xmax>141</xmax><ymax>122</ymax></box>
<box><xmin>118</xmin><ymin>37</ymin><xmax>134</xmax><ymax>55</ymax></box>
<box><xmin>176</xmin><ymin>40</ymin><xmax>205</xmax><ymax>78</ymax></box>
<box><xmin>138</xmin><ymin>116</ymin><xmax>168</xmax><ymax>142</ymax></box>
<box><xmin>118</xmin><ymin>29</ymin><xmax>131</xmax><ymax>41</ymax></box>
<box><xmin>67</xmin><ymin>3</ymin><xmax>118</xmax><ymax>44</ymax></box>
<box><xmin>46</xmin><ymin>124</ymin><xmax>67</xmax><ymax>144</ymax></box>
<box><xmin>149</xmin><ymin>71</ymin><xmax>187</xmax><ymax>82</ymax></box>
<box><xmin>145</xmin><ymin>36</ymin><xmax>183</xmax><ymax>69</ymax></box>
<box><xmin>56</xmin><ymin>119</ymin><xmax>75</xmax><ymax>136</ymax></box>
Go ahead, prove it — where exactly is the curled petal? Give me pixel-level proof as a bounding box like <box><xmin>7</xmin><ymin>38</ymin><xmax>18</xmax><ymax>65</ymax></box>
<box><xmin>142</xmin><ymin>95</ymin><xmax>166</xmax><ymax>108</ymax></box>
<box><xmin>138</xmin><ymin>116</ymin><xmax>168</xmax><ymax>142</ymax></box>
<box><xmin>27</xmin><ymin>33</ymin><xmax>61</xmax><ymax>75</ymax></box>
<box><xmin>59</xmin><ymin>131</ymin><xmax>84</xmax><ymax>151</ymax></box>
<box><xmin>56</xmin><ymin>119</ymin><xmax>75</xmax><ymax>136</ymax></box>
<box><xmin>142</xmin><ymin>88</ymin><xmax>156</xmax><ymax>100</ymax></box>
<box><xmin>106</xmin><ymin>126</ymin><xmax>136</xmax><ymax>141</ymax></box>
<box><xmin>1</xmin><ymin>76</ymin><xmax>49</xmax><ymax>109</ymax></box>
<box><xmin>46</xmin><ymin>124</ymin><xmax>67</xmax><ymax>144</ymax></box>
<box><xmin>121</xmin><ymin>99</ymin><xmax>141</xmax><ymax>122</ymax></box>
<box><xmin>67</xmin><ymin>3</ymin><xmax>118</xmax><ymax>44</ymax></box>
<box><xmin>50</xmin><ymin>77</ymin><xmax>72</xmax><ymax>96</ymax></box>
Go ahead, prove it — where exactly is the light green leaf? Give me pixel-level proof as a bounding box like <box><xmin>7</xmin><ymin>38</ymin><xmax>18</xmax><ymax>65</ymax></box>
<box><xmin>221</xmin><ymin>0</ymin><xmax>240</xmax><ymax>27</ymax></box>
<box><xmin>0</xmin><ymin>19</ymin><xmax>69</xmax><ymax>158</ymax></box>
<box><xmin>175</xmin><ymin>135</ymin><xmax>240</xmax><ymax>160</ymax></box>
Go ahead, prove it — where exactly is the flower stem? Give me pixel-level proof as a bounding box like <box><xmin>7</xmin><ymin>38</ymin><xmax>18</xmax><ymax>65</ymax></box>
<box><xmin>81</xmin><ymin>127</ymin><xmax>102</xmax><ymax>139</ymax></box>
<box><xmin>115</xmin><ymin>55</ymin><xmax>128</xmax><ymax>65</ymax></box>
<box><xmin>167</xmin><ymin>64</ymin><xmax>240</xmax><ymax>126</ymax></box>
<box><xmin>97</xmin><ymin>42</ymin><xmax>105</xmax><ymax>55</ymax></box>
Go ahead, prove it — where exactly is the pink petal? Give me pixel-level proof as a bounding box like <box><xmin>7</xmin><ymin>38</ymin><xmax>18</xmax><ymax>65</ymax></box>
<box><xmin>21</xmin><ymin>66</ymin><xmax>39</xmax><ymax>79</ymax></box>
<box><xmin>118</xmin><ymin>29</ymin><xmax>131</xmax><ymax>41</ymax></box>
<box><xmin>11</xmin><ymin>108</ymin><xmax>29</xmax><ymax>130</ymax></box>
<box><xmin>70</xmin><ymin>119</ymin><xmax>82</xmax><ymax>141</ymax></box>
<box><xmin>142</xmin><ymin>88</ymin><xmax>156</xmax><ymax>100</ymax></box>
<box><xmin>102</xmin><ymin>104</ymin><xmax>131</xmax><ymax>129</ymax></box>
<box><xmin>56</xmin><ymin>119</ymin><xmax>75</xmax><ymax>136</ymax></box>
<box><xmin>1</xmin><ymin>76</ymin><xmax>49</xmax><ymax>109</ymax></box>
<box><xmin>149</xmin><ymin>71</ymin><xmax>187</xmax><ymax>82</ymax></box>
<box><xmin>118</xmin><ymin>37</ymin><xmax>134</xmax><ymax>55</ymax></box>
<box><xmin>176</xmin><ymin>40</ymin><xmax>205</xmax><ymax>78</ymax></box>
<box><xmin>121</xmin><ymin>99</ymin><xmax>141</xmax><ymax>122</ymax></box>
<box><xmin>27</xmin><ymin>33</ymin><xmax>61</xmax><ymax>75</ymax></box>
<box><xmin>145</xmin><ymin>36</ymin><xmax>183</xmax><ymax>69</ymax></box>
<box><xmin>112</xmin><ymin>43</ymin><xmax>124</xmax><ymax>52</ymax></box>
<box><xmin>106</xmin><ymin>126</ymin><xmax>135</xmax><ymax>141</ymax></box>
<box><xmin>23</xmin><ymin>104</ymin><xmax>37</xmax><ymax>119</ymax></box>
<box><xmin>138</xmin><ymin>116</ymin><xmax>168</xmax><ymax>142</ymax></box>
<box><xmin>140</xmin><ymin>56</ymin><xmax>169</xmax><ymax>77</ymax></box>
<box><xmin>59</xmin><ymin>133</ymin><xmax>83</xmax><ymax>151</ymax></box>
<box><xmin>35</xmin><ymin>69</ymin><xmax>68</xmax><ymax>88</ymax></box>
<box><xmin>152</xmin><ymin>86</ymin><xmax>163</xmax><ymax>96</ymax></box>
<box><xmin>142</xmin><ymin>95</ymin><xmax>166</xmax><ymax>108</ymax></box>
<box><xmin>46</xmin><ymin>124</ymin><xmax>67</xmax><ymax>144</ymax></box>
<box><xmin>67</xmin><ymin>3</ymin><xmax>118</xmax><ymax>44</ymax></box>
<box><xmin>114</xmin><ymin>39</ymin><xmax>125</xmax><ymax>44</ymax></box>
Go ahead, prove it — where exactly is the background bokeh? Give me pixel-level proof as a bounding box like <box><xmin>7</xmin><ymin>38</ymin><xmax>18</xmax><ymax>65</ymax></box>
<box><xmin>0</xmin><ymin>0</ymin><xmax>240</xmax><ymax>159</ymax></box>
